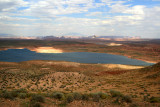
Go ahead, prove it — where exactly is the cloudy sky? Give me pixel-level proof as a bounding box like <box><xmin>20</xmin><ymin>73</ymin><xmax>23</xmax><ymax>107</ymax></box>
<box><xmin>0</xmin><ymin>0</ymin><xmax>160</xmax><ymax>38</ymax></box>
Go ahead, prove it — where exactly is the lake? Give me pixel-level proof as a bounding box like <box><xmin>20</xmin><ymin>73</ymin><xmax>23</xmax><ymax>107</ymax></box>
<box><xmin>0</xmin><ymin>49</ymin><xmax>153</xmax><ymax>66</ymax></box>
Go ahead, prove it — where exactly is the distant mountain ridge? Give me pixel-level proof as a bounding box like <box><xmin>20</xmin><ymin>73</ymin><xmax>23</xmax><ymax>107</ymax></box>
<box><xmin>0</xmin><ymin>33</ymin><xmax>16</xmax><ymax>37</ymax></box>
<box><xmin>0</xmin><ymin>33</ymin><xmax>141</xmax><ymax>41</ymax></box>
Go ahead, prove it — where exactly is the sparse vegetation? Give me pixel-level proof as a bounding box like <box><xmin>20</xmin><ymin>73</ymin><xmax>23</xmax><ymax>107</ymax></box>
<box><xmin>0</xmin><ymin>58</ymin><xmax>160</xmax><ymax>106</ymax></box>
<box><xmin>110</xmin><ymin>90</ymin><xmax>123</xmax><ymax>97</ymax></box>
<box><xmin>65</xmin><ymin>93</ymin><xmax>74</xmax><ymax>103</ymax></box>
<box><xmin>1</xmin><ymin>90</ymin><xmax>14</xmax><ymax>100</ymax></box>
<box><xmin>72</xmin><ymin>92</ymin><xmax>82</xmax><ymax>100</ymax></box>
<box><xmin>122</xmin><ymin>95</ymin><xmax>132</xmax><ymax>103</ymax></box>
<box><xmin>51</xmin><ymin>92</ymin><xmax>65</xmax><ymax>100</ymax></box>
<box><xmin>19</xmin><ymin>93</ymin><xmax>27</xmax><ymax>99</ymax></box>
<box><xmin>149</xmin><ymin>97</ymin><xmax>160</xmax><ymax>103</ymax></box>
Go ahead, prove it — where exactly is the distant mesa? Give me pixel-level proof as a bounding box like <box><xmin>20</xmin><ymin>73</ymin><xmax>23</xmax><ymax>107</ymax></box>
<box><xmin>0</xmin><ymin>33</ymin><xmax>141</xmax><ymax>41</ymax></box>
<box><xmin>97</xmin><ymin>36</ymin><xmax>141</xmax><ymax>41</ymax></box>
<box><xmin>40</xmin><ymin>35</ymin><xmax>141</xmax><ymax>41</ymax></box>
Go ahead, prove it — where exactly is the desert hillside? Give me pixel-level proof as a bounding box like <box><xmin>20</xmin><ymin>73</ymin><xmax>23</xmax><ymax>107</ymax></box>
<box><xmin>0</xmin><ymin>61</ymin><xmax>159</xmax><ymax>107</ymax></box>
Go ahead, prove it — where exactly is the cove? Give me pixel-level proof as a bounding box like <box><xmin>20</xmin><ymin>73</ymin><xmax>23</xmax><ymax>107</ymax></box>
<box><xmin>0</xmin><ymin>49</ymin><xmax>153</xmax><ymax>66</ymax></box>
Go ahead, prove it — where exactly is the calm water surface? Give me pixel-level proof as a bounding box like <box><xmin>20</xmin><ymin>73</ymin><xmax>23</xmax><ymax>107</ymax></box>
<box><xmin>0</xmin><ymin>49</ymin><xmax>153</xmax><ymax>66</ymax></box>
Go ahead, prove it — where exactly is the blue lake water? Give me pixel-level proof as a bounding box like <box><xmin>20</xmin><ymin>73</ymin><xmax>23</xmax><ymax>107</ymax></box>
<box><xmin>0</xmin><ymin>49</ymin><xmax>153</xmax><ymax>66</ymax></box>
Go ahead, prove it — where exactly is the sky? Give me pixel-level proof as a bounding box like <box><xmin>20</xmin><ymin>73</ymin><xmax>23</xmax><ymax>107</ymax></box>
<box><xmin>0</xmin><ymin>0</ymin><xmax>160</xmax><ymax>38</ymax></box>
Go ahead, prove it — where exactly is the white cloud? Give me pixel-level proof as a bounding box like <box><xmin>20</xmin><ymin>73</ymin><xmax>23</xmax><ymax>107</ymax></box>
<box><xmin>124</xmin><ymin>5</ymin><xmax>145</xmax><ymax>15</ymax></box>
<box><xmin>0</xmin><ymin>16</ymin><xmax>37</xmax><ymax>22</ymax></box>
<box><xmin>0</xmin><ymin>0</ymin><xmax>160</xmax><ymax>38</ymax></box>
<box><xmin>0</xmin><ymin>0</ymin><xmax>28</xmax><ymax>12</ymax></box>
<box><xmin>108</xmin><ymin>2</ymin><xmax>146</xmax><ymax>25</ymax></box>
<box><xmin>109</xmin><ymin>2</ymin><xmax>145</xmax><ymax>15</ymax></box>
<box><xmin>20</xmin><ymin>0</ymin><xmax>95</xmax><ymax>17</ymax></box>
<box><xmin>102</xmin><ymin>0</ymin><xmax>126</xmax><ymax>6</ymax></box>
<box><xmin>86</xmin><ymin>12</ymin><xmax>102</xmax><ymax>16</ymax></box>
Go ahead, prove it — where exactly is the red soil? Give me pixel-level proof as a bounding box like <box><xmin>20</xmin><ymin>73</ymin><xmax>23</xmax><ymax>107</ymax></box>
<box><xmin>95</xmin><ymin>70</ymin><xmax>129</xmax><ymax>76</ymax></box>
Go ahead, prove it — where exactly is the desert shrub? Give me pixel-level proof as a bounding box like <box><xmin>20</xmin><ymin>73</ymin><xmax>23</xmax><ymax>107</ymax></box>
<box><xmin>52</xmin><ymin>92</ymin><xmax>65</xmax><ymax>100</ymax></box>
<box><xmin>149</xmin><ymin>97</ymin><xmax>160</xmax><ymax>103</ymax></box>
<box><xmin>59</xmin><ymin>85</ymin><xmax>66</xmax><ymax>88</ymax></box>
<box><xmin>129</xmin><ymin>103</ymin><xmax>139</xmax><ymax>107</ymax></box>
<box><xmin>10</xmin><ymin>90</ymin><xmax>19</xmax><ymax>97</ymax></box>
<box><xmin>90</xmin><ymin>92</ymin><xmax>108</xmax><ymax>102</ymax></box>
<box><xmin>82</xmin><ymin>94</ymin><xmax>89</xmax><ymax>101</ymax></box>
<box><xmin>32</xmin><ymin>102</ymin><xmax>42</xmax><ymax>107</ymax></box>
<box><xmin>14</xmin><ymin>88</ymin><xmax>27</xmax><ymax>93</ymax></box>
<box><xmin>73</xmin><ymin>92</ymin><xmax>82</xmax><ymax>100</ymax></box>
<box><xmin>31</xmin><ymin>102</ymin><xmax>42</xmax><ymax>107</ymax></box>
<box><xmin>110</xmin><ymin>90</ymin><xmax>123</xmax><ymax>97</ymax></box>
<box><xmin>1</xmin><ymin>90</ymin><xmax>14</xmax><ymax>100</ymax></box>
<box><xmin>9</xmin><ymin>88</ymin><xmax>28</xmax><ymax>98</ymax></box>
<box><xmin>58</xmin><ymin>102</ymin><xmax>67</xmax><ymax>107</ymax></box>
<box><xmin>113</xmin><ymin>97</ymin><xmax>121</xmax><ymax>105</ymax></box>
<box><xmin>31</xmin><ymin>94</ymin><xmax>45</xmax><ymax>103</ymax></box>
<box><xmin>122</xmin><ymin>95</ymin><xmax>132</xmax><ymax>103</ymax></box>
<box><xmin>26</xmin><ymin>93</ymin><xmax>35</xmax><ymax>98</ymax></box>
<box><xmin>92</xmin><ymin>93</ymin><xmax>100</xmax><ymax>102</ymax></box>
<box><xmin>19</xmin><ymin>93</ymin><xmax>27</xmax><ymax>99</ymax></box>
<box><xmin>132</xmin><ymin>95</ymin><xmax>138</xmax><ymax>98</ymax></box>
<box><xmin>66</xmin><ymin>93</ymin><xmax>74</xmax><ymax>103</ymax></box>
<box><xmin>143</xmin><ymin>95</ymin><xmax>149</xmax><ymax>101</ymax></box>
<box><xmin>20</xmin><ymin>101</ymin><xmax>30</xmax><ymax>107</ymax></box>
<box><xmin>97</xmin><ymin>92</ymin><xmax>108</xmax><ymax>99</ymax></box>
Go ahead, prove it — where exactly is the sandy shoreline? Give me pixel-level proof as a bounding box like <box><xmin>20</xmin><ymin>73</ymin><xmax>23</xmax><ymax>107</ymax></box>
<box><xmin>125</xmin><ymin>55</ymin><xmax>157</xmax><ymax>64</ymax></box>
<box><xmin>102</xmin><ymin>64</ymin><xmax>145</xmax><ymax>69</ymax></box>
<box><xmin>29</xmin><ymin>47</ymin><xmax>63</xmax><ymax>53</ymax></box>
<box><xmin>2</xmin><ymin>47</ymin><xmax>63</xmax><ymax>53</ymax></box>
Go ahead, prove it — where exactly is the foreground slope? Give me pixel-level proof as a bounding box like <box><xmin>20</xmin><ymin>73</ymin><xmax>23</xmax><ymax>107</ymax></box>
<box><xmin>0</xmin><ymin>61</ymin><xmax>160</xmax><ymax>107</ymax></box>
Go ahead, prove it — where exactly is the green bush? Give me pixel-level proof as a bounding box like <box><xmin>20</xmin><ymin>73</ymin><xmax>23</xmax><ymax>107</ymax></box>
<box><xmin>13</xmin><ymin>88</ymin><xmax>27</xmax><ymax>93</ymax></box>
<box><xmin>90</xmin><ymin>92</ymin><xmax>108</xmax><ymax>102</ymax></box>
<box><xmin>25</xmin><ymin>93</ymin><xmax>35</xmax><ymax>98</ymax></box>
<box><xmin>92</xmin><ymin>93</ymin><xmax>100</xmax><ymax>102</ymax></box>
<box><xmin>27</xmin><ymin>101</ymin><xmax>42</xmax><ymax>107</ymax></box>
<box><xmin>97</xmin><ymin>92</ymin><xmax>108</xmax><ymax>99</ymax></box>
<box><xmin>129</xmin><ymin>103</ymin><xmax>139</xmax><ymax>107</ymax></box>
<box><xmin>66</xmin><ymin>93</ymin><xmax>74</xmax><ymax>103</ymax></box>
<box><xmin>143</xmin><ymin>95</ymin><xmax>149</xmax><ymax>101</ymax></box>
<box><xmin>52</xmin><ymin>92</ymin><xmax>65</xmax><ymax>100</ymax></box>
<box><xmin>59</xmin><ymin>85</ymin><xmax>66</xmax><ymax>88</ymax></box>
<box><xmin>82</xmin><ymin>94</ymin><xmax>89</xmax><ymax>101</ymax></box>
<box><xmin>1</xmin><ymin>91</ymin><xmax>14</xmax><ymax>100</ymax></box>
<box><xmin>30</xmin><ymin>102</ymin><xmax>42</xmax><ymax>107</ymax></box>
<box><xmin>113</xmin><ymin>97</ymin><xmax>121</xmax><ymax>105</ymax></box>
<box><xmin>19</xmin><ymin>93</ymin><xmax>27</xmax><ymax>99</ymax></box>
<box><xmin>20</xmin><ymin>101</ymin><xmax>30</xmax><ymax>107</ymax></box>
<box><xmin>9</xmin><ymin>88</ymin><xmax>28</xmax><ymax>98</ymax></box>
<box><xmin>122</xmin><ymin>95</ymin><xmax>132</xmax><ymax>103</ymax></box>
<box><xmin>31</xmin><ymin>94</ymin><xmax>45</xmax><ymax>103</ymax></box>
<box><xmin>110</xmin><ymin>90</ymin><xmax>123</xmax><ymax>97</ymax></box>
<box><xmin>73</xmin><ymin>92</ymin><xmax>82</xmax><ymax>100</ymax></box>
<box><xmin>149</xmin><ymin>97</ymin><xmax>160</xmax><ymax>103</ymax></box>
<box><xmin>10</xmin><ymin>90</ymin><xmax>19</xmax><ymax>97</ymax></box>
